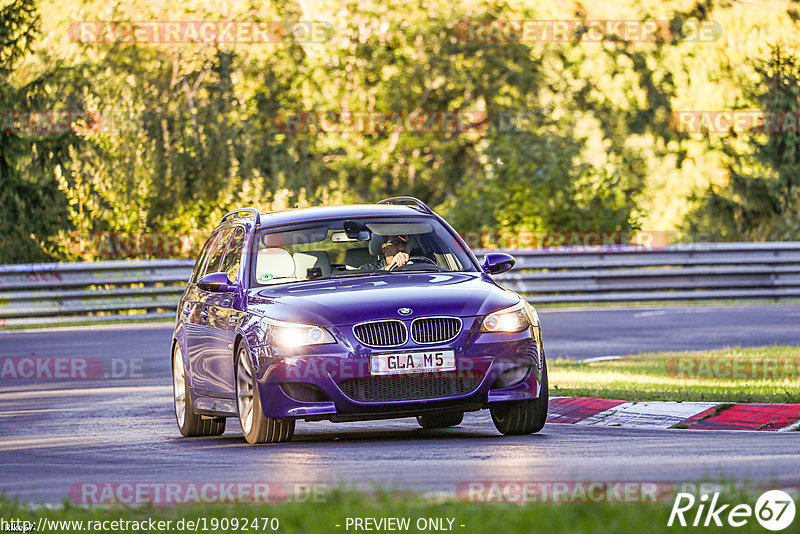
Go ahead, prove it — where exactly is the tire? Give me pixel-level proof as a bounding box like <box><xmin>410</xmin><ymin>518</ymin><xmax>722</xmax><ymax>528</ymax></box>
<box><xmin>235</xmin><ymin>343</ymin><xmax>295</xmax><ymax>444</ymax></box>
<box><xmin>490</xmin><ymin>355</ymin><xmax>548</xmax><ymax>435</ymax></box>
<box><xmin>172</xmin><ymin>344</ymin><xmax>226</xmax><ymax>437</ymax></box>
<box><xmin>417</xmin><ymin>412</ymin><xmax>464</xmax><ymax>428</ymax></box>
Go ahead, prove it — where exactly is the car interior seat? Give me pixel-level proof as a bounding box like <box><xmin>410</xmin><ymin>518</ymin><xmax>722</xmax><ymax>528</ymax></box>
<box><xmin>344</xmin><ymin>247</ymin><xmax>374</xmax><ymax>269</ymax></box>
<box><xmin>368</xmin><ymin>232</ymin><xmax>384</xmax><ymax>257</ymax></box>
<box><xmin>293</xmin><ymin>251</ymin><xmax>331</xmax><ymax>279</ymax></box>
<box><xmin>256</xmin><ymin>248</ymin><xmax>296</xmax><ymax>283</ymax></box>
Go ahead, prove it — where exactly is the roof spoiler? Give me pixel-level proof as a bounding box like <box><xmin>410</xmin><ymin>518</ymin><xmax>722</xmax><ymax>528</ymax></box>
<box><xmin>221</xmin><ymin>207</ymin><xmax>261</xmax><ymax>225</ymax></box>
<box><xmin>377</xmin><ymin>196</ymin><xmax>434</xmax><ymax>215</ymax></box>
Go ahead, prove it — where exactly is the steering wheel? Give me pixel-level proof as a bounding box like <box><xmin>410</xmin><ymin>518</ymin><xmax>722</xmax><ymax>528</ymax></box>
<box><xmin>391</xmin><ymin>256</ymin><xmax>443</xmax><ymax>271</ymax></box>
<box><xmin>408</xmin><ymin>256</ymin><xmax>437</xmax><ymax>265</ymax></box>
<box><xmin>387</xmin><ymin>255</ymin><xmax>438</xmax><ymax>271</ymax></box>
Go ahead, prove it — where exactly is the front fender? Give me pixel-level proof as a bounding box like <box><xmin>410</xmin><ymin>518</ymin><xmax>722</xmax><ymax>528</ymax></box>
<box><xmin>171</xmin><ymin>322</ymin><xmax>191</xmax><ymax>385</ymax></box>
<box><xmin>236</xmin><ymin>314</ymin><xmax>269</xmax><ymax>376</ymax></box>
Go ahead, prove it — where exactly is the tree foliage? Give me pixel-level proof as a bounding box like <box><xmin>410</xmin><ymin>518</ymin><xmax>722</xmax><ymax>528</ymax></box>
<box><xmin>683</xmin><ymin>45</ymin><xmax>800</xmax><ymax>241</ymax></box>
<box><xmin>2</xmin><ymin>0</ymin><xmax>799</xmax><ymax>262</ymax></box>
<box><xmin>0</xmin><ymin>0</ymin><xmax>74</xmax><ymax>262</ymax></box>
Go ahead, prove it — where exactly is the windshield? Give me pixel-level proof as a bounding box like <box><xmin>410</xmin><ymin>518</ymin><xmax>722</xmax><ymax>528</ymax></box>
<box><xmin>251</xmin><ymin>216</ymin><xmax>476</xmax><ymax>285</ymax></box>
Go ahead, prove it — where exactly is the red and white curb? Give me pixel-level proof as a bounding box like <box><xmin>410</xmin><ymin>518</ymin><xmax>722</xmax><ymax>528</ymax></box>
<box><xmin>547</xmin><ymin>397</ymin><xmax>800</xmax><ymax>431</ymax></box>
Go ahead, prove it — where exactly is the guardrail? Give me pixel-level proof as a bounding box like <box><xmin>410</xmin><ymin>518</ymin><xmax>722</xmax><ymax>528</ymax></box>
<box><xmin>489</xmin><ymin>241</ymin><xmax>800</xmax><ymax>303</ymax></box>
<box><xmin>0</xmin><ymin>260</ymin><xmax>194</xmax><ymax>326</ymax></box>
<box><xmin>1</xmin><ymin>242</ymin><xmax>799</xmax><ymax>326</ymax></box>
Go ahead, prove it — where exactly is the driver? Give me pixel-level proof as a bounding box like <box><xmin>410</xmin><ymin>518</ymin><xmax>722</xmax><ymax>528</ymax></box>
<box><xmin>361</xmin><ymin>235</ymin><xmax>411</xmax><ymax>270</ymax></box>
<box><xmin>382</xmin><ymin>235</ymin><xmax>410</xmax><ymax>270</ymax></box>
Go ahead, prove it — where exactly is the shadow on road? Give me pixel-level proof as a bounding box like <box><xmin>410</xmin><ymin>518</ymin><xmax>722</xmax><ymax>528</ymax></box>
<box><xmin>167</xmin><ymin>425</ymin><xmax>553</xmax><ymax>448</ymax></box>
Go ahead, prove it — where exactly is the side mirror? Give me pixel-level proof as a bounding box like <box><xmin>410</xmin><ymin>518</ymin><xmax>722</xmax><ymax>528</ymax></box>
<box><xmin>482</xmin><ymin>252</ymin><xmax>516</xmax><ymax>275</ymax></box>
<box><xmin>197</xmin><ymin>272</ymin><xmax>237</xmax><ymax>292</ymax></box>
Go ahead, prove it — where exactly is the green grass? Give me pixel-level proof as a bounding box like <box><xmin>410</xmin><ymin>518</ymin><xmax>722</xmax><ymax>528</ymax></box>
<box><xmin>535</xmin><ymin>298</ymin><xmax>800</xmax><ymax>309</ymax></box>
<box><xmin>0</xmin><ymin>489</ymin><xmax>783</xmax><ymax>534</ymax></box>
<box><xmin>550</xmin><ymin>345</ymin><xmax>800</xmax><ymax>403</ymax></box>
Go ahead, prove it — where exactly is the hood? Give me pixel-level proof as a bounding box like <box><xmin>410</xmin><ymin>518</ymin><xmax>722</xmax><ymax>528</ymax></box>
<box><xmin>246</xmin><ymin>272</ymin><xmax>520</xmax><ymax>326</ymax></box>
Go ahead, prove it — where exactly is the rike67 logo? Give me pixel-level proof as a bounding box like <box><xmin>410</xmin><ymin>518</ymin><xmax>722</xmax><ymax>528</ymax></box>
<box><xmin>668</xmin><ymin>490</ymin><xmax>796</xmax><ymax>531</ymax></box>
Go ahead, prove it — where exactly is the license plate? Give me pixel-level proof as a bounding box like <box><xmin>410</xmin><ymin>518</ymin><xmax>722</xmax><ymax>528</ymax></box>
<box><xmin>370</xmin><ymin>349</ymin><xmax>456</xmax><ymax>376</ymax></box>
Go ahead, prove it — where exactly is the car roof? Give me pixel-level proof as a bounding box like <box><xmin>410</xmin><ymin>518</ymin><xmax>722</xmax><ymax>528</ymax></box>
<box><xmin>254</xmin><ymin>204</ymin><xmax>434</xmax><ymax>229</ymax></box>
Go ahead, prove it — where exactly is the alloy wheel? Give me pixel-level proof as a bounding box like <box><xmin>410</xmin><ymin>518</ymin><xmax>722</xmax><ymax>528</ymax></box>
<box><xmin>172</xmin><ymin>346</ymin><xmax>187</xmax><ymax>427</ymax></box>
<box><xmin>236</xmin><ymin>347</ymin><xmax>255</xmax><ymax>434</ymax></box>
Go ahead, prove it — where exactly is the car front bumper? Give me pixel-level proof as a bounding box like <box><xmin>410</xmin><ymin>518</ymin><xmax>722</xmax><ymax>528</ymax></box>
<box><xmin>251</xmin><ymin>320</ymin><xmax>544</xmax><ymax>420</ymax></box>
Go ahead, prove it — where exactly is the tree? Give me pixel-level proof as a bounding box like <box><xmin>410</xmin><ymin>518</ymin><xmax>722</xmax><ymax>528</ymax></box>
<box><xmin>0</xmin><ymin>0</ymin><xmax>90</xmax><ymax>263</ymax></box>
<box><xmin>683</xmin><ymin>44</ymin><xmax>800</xmax><ymax>241</ymax></box>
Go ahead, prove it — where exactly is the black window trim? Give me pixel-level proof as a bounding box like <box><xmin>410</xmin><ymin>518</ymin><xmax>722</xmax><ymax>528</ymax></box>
<box><xmin>198</xmin><ymin>227</ymin><xmax>235</xmax><ymax>284</ymax></box>
<box><xmin>218</xmin><ymin>225</ymin><xmax>247</xmax><ymax>285</ymax></box>
<box><xmin>191</xmin><ymin>229</ymin><xmax>221</xmax><ymax>284</ymax></box>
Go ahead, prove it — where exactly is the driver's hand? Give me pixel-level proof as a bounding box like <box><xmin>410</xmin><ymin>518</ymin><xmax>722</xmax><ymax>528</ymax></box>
<box><xmin>388</xmin><ymin>252</ymin><xmax>409</xmax><ymax>269</ymax></box>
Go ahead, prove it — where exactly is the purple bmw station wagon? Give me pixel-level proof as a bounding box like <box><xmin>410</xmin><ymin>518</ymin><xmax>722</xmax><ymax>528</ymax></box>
<box><xmin>171</xmin><ymin>197</ymin><xmax>547</xmax><ymax>443</ymax></box>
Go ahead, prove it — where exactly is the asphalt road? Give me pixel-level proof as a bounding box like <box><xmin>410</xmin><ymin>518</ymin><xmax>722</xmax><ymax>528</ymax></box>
<box><xmin>1</xmin><ymin>303</ymin><xmax>799</xmax><ymax>504</ymax></box>
<box><xmin>542</xmin><ymin>303</ymin><xmax>800</xmax><ymax>359</ymax></box>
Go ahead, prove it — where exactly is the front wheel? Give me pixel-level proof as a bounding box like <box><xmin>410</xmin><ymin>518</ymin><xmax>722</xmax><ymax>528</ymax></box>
<box><xmin>490</xmin><ymin>357</ymin><xmax>548</xmax><ymax>435</ymax></box>
<box><xmin>172</xmin><ymin>344</ymin><xmax>226</xmax><ymax>437</ymax></box>
<box><xmin>235</xmin><ymin>344</ymin><xmax>295</xmax><ymax>444</ymax></box>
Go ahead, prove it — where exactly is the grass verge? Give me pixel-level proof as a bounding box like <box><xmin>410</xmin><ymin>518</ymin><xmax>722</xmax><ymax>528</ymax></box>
<box><xmin>550</xmin><ymin>345</ymin><xmax>800</xmax><ymax>403</ymax></box>
<box><xmin>535</xmin><ymin>298</ymin><xmax>800</xmax><ymax>309</ymax></box>
<box><xmin>0</xmin><ymin>489</ymin><xmax>784</xmax><ymax>534</ymax></box>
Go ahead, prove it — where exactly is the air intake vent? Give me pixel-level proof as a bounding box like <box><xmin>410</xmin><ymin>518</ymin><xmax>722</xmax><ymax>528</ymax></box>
<box><xmin>338</xmin><ymin>370</ymin><xmax>484</xmax><ymax>402</ymax></box>
<box><xmin>353</xmin><ymin>320</ymin><xmax>408</xmax><ymax>347</ymax></box>
<box><xmin>411</xmin><ymin>317</ymin><xmax>462</xmax><ymax>344</ymax></box>
<box><xmin>521</xmin><ymin>339</ymin><xmax>540</xmax><ymax>371</ymax></box>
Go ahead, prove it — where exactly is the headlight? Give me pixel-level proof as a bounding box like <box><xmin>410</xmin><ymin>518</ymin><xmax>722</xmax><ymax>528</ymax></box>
<box><xmin>262</xmin><ymin>318</ymin><xmax>336</xmax><ymax>348</ymax></box>
<box><xmin>480</xmin><ymin>301</ymin><xmax>532</xmax><ymax>333</ymax></box>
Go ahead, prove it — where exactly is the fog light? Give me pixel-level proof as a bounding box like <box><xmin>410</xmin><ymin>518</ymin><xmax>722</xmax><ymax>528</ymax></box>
<box><xmin>280</xmin><ymin>383</ymin><xmax>330</xmax><ymax>402</ymax></box>
<box><xmin>492</xmin><ymin>365</ymin><xmax>531</xmax><ymax>389</ymax></box>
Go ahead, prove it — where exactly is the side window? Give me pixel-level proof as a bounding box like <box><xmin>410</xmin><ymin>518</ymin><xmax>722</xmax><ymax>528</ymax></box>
<box><xmin>190</xmin><ymin>232</ymin><xmax>219</xmax><ymax>283</ymax></box>
<box><xmin>199</xmin><ymin>228</ymin><xmax>234</xmax><ymax>281</ymax></box>
<box><xmin>220</xmin><ymin>227</ymin><xmax>245</xmax><ymax>283</ymax></box>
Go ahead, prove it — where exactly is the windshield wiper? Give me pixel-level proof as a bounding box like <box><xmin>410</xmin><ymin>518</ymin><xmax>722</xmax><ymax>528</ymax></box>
<box><xmin>390</xmin><ymin>266</ymin><xmax>443</xmax><ymax>273</ymax></box>
<box><xmin>320</xmin><ymin>271</ymin><xmax>390</xmax><ymax>279</ymax></box>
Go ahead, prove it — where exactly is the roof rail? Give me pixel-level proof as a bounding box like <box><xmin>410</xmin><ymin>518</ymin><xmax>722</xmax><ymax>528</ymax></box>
<box><xmin>221</xmin><ymin>207</ymin><xmax>261</xmax><ymax>225</ymax></box>
<box><xmin>377</xmin><ymin>196</ymin><xmax>434</xmax><ymax>214</ymax></box>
